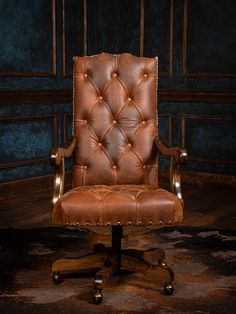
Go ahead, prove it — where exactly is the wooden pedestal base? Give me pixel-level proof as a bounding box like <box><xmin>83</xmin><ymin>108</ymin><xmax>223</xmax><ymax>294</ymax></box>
<box><xmin>52</xmin><ymin>226</ymin><xmax>175</xmax><ymax>303</ymax></box>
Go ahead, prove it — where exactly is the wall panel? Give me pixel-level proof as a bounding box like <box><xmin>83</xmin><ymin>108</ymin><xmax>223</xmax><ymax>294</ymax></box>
<box><xmin>87</xmin><ymin>0</ymin><xmax>141</xmax><ymax>56</ymax></box>
<box><xmin>0</xmin><ymin>0</ymin><xmax>56</xmax><ymax>76</ymax></box>
<box><xmin>183</xmin><ymin>0</ymin><xmax>236</xmax><ymax>77</ymax></box>
<box><xmin>182</xmin><ymin>116</ymin><xmax>236</xmax><ymax>164</ymax></box>
<box><xmin>62</xmin><ymin>0</ymin><xmax>84</xmax><ymax>76</ymax></box>
<box><xmin>144</xmin><ymin>0</ymin><xmax>173</xmax><ymax>76</ymax></box>
<box><xmin>0</xmin><ymin>116</ymin><xmax>57</xmax><ymax>167</ymax></box>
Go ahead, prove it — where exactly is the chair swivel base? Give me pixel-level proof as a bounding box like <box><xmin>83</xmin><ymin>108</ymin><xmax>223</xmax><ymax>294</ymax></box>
<box><xmin>51</xmin><ymin>226</ymin><xmax>175</xmax><ymax>304</ymax></box>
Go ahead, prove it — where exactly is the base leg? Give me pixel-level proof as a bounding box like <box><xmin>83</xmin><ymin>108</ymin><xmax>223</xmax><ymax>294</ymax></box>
<box><xmin>93</xmin><ymin>253</ymin><xmax>119</xmax><ymax>304</ymax></box>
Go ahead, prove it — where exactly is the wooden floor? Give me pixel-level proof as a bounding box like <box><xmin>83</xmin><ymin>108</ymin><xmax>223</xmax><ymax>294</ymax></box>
<box><xmin>1</xmin><ymin>183</ymin><xmax>235</xmax><ymax>230</ymax></box>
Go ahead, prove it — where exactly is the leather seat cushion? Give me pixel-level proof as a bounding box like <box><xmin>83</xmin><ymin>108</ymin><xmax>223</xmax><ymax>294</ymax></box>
<box><xmin>52</xmin><ymin>185</ymin><xmax>183</xmax><ymax>227</ymax></box>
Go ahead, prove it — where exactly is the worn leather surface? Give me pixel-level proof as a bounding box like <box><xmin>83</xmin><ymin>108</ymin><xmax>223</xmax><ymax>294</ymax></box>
<box><xmin>52</xmin><ymin>185</ymin><xmax>183</xmax><ymax>226</ymax></box>
<box><xmin>52</xmin><ymin>53</ymin><xmax>183</xmax><ymax>226</ymax></box>
<box><xmin>72</xmin><ymin>53</ymin><xmax>158</xmax><ymax>187</ymax></box>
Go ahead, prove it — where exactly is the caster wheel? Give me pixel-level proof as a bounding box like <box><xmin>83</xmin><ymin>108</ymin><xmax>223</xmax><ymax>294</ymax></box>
<box><xmin>159</xmin><ymin>260</ymin><xmax>167</xmax><ymax>267</ymax></box>
<box><xmin>164</xmin><ymin>282</ymin><xmax>174</xmax><ymax>295</ymax></box>
<box><xmin>93</xmin><ymin>290</ymin><xmax>103</xmax><ymax>304</ymax></box>
<box><xmin>52</xmin><ymin>271</ymin><xmax>63</xmax><ymax>284</ymax></box>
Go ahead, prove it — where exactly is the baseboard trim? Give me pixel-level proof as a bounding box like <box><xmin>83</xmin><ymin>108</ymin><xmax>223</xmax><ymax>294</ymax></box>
<box><xmin>159</xmin><ymin>169</ymin><xmax>236</xmax><ymax>190</ymax></box>
<box><xmin>0</xmin><ymin>170</ymin><xmax>235</xmax><ymax>200</ymax></box>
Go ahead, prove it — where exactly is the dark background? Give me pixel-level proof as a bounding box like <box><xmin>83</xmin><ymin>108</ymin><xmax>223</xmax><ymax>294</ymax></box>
<box><xmin>0</xmin><ymin>0</ymin><xmax>236</xmax><ymax>184</ymax></box>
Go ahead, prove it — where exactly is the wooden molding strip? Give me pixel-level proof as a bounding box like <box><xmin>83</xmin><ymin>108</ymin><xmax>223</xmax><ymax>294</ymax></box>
<box><xmin>158</xmin><ymin>90</ymin><xmax>236</xmax><ymax>103</ymax></box>
<box><xmin>1</xmin><ymin>90</ymin><xmax>236</xmax><ymax>104</ymax></box>
<box><xmin>0</xmin><ymin>90</ymin><xmax>72</xmax><ymax>104</ymax></box>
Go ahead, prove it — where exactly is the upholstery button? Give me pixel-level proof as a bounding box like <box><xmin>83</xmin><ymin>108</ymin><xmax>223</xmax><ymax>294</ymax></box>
<box><xmin>143</xmin><ymin>165</ymin><xmax>146</xmax><ymax>169</ymax></box>
<box><xmin>112</xmin><ymin>73</ymin><xmax>117</xmax><ymax>78</ymax></box>
<box><xmin>84</xmin><ymin>166</ymin><xmax>87</xmax><ymax>170</ymax></box>
<box><xmin>127</xmin><ymin>143</ymin><xmax>132</xmax><ymax>147</ymax></box>
<box><xmin>98</xmin><ymin>142</ymin><xmax>102</xmax><ymax>147</ymax></box>
<box><xmin>144</xmin><ymin>73</ymin><xmax>148</xmax><ymax>78</ymax></box>
<box><xmin>84</xmin><ymin>120</ymin><xmax>87</xmax><ymax>124</ymax></box>
<box><xmin>113</xmin><ymin>165</ymin><xmax>117</xmax><ymax>169</ymax></box>
<box><xmin>99</xmin><ymin>96</ymin><xmax>103</xmax><ymax>100</ymax></box>
<box><xmin>84</xmin><ymin>73</ymin><xmax>88</xmax><ymax>78</ymax></box>
<box><xmin>142</xmin><ymin>120</ymin><xmax>146</xmax><ymax>125</ymax></box>
<box><xmin>128</xmin><ymin>97</ymin><xmax>132</xmax><ymax>101</ymax></box>
<box><xmin>112</xmin><ymin>120</ymin><xmax>117</xmax><ymax>124</ymax></box>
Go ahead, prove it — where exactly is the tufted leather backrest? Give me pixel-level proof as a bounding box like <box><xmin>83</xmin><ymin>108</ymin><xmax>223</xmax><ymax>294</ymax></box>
<box><xmin>72</xmin><ymin>53</ymin><xmax>158</xmax><ymax>187</ymax></box>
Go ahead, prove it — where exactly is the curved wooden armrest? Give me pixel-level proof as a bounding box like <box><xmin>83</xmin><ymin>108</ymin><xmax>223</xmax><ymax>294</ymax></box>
<box><xmin>50</xmin><ymin>136</ymin><xmax>77</xmax><ymax>207</ymax></box>
<box><xmin>51</xmin><ymin>136</ymin><xmax>77</xmax><ymax>166</ymax></box>
<box><xmin>154</xmin><ymin>135</ymin><xmax>188</xmax><ymax>204</ymax></box>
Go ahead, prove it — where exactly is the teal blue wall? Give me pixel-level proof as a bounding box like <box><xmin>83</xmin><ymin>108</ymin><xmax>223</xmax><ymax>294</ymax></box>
<box><xmin>0</xmin><ymin>0</ymin><xmax>236</xmax><ymax>183</ymax></box>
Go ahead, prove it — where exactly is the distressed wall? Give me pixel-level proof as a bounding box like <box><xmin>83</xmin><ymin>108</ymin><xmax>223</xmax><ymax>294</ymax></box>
<box><xmin>0</xmin><ymin>0</ymin><xmax>236</xmax><ymax>184</ymax></box>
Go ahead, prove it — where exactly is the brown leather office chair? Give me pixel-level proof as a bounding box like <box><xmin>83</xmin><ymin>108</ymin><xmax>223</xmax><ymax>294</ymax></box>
<box><xmin>50</xmin><ymin>53</ymin><xmax>187</xmax><ymax>304</ymax></box>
